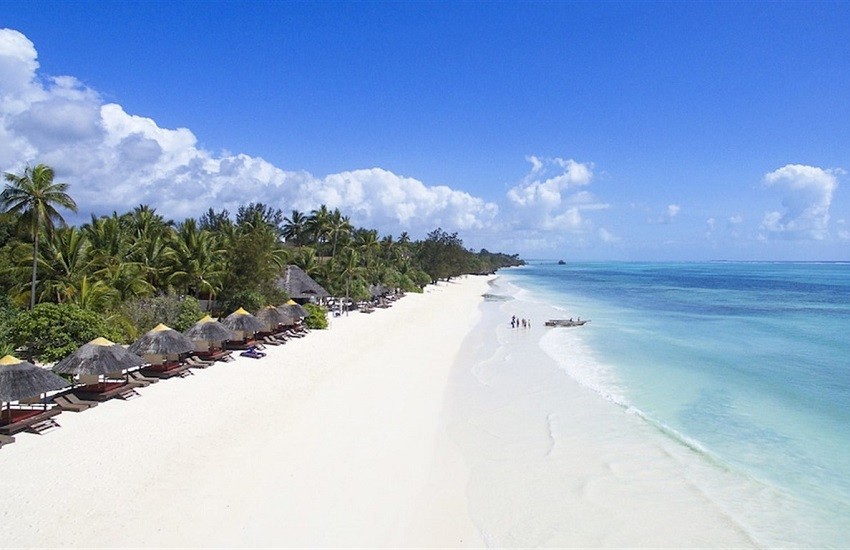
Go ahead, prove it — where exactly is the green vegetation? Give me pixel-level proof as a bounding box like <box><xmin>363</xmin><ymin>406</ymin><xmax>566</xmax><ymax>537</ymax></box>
<box><xmin>303</xmin><ymin>303</ymin><xmax>329</xmax><ymax>330</ymax></box>
<box><xmin>9</xmin><ymin>303</ymin><xmax>123</xmax><ymax>362</ymax></box>
<box><xmin>0</xmin><ymin>163</ymin><xmax>523</xmax><ymax>360</ymax></box>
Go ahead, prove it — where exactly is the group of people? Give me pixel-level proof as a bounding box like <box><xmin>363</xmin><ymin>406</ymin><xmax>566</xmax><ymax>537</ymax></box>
<box><xmin>510</xmin><ymin>315</ymin><xmax>531</xmax><ymax>329</ymax></box>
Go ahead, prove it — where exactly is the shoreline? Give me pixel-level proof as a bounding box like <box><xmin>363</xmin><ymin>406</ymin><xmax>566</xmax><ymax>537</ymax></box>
<box><xmin>446</xmin><ymin>275</ymin><xmax>759</xmax><ymax>547</ymax></box>
<box><xmin>0</xmin><ymin>276</ymin><xmax>491</xmax><ymax>547</ymax></box>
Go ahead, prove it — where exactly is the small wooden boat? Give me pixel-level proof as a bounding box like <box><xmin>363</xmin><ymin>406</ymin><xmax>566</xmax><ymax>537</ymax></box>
<box><xmin>544</xmin><ymin>319</ymin><xmax>589</xmax><ymax>327</ymax></box>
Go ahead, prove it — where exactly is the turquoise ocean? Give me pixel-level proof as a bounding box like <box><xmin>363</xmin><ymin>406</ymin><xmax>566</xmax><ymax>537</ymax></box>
<box><xmin>487</xmin><ymin>261</ymin><xmax>849</xmax><ymax>547</ymax></box>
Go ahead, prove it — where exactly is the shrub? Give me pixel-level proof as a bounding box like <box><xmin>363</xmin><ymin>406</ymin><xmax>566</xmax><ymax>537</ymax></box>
<box><xmin>0</xmin><ymin>295</ymin><xmax>19</xmax><ymax>351</ymax></box>
<box><xmin>10</xmin><ymin>303</ymin><xmax>122</xmax><ymax>362</ymax></box>
<box><xmin>119</xmin><ymin>293</ymin><xmax>205</xmax><ymax>336</ymax></box>
<box><xmin>304</xmin><ymin>303</ymin><xmax>328</xmax><ymax>330</ymax></box>
<box><xmin>217</xmin><ymin>289</ymin><xmax>266</xmax><ymax>316</ymax></box>
<box><xmin>173</xmin><ymin>296</ymin><xmax>205</xmax><ymax>332</ymax></box>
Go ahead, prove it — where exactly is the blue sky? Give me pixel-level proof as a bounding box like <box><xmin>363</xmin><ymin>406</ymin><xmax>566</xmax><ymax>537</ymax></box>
<box><xmin>2</xmin><ymin>1</ymin><xmax>849</xmax><ymax>260</ymax></box>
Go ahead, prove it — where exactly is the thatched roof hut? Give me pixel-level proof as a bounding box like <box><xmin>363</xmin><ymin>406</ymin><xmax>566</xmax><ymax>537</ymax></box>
<box><xmin>255</xmin><ymin>306</ymin><xmax>290</xmax><ymax>331</ymax></box>
<box><xmin>52</xmin><ymin>337</ymin><xmax>146</xmax><ymax>376</ymax></box>
<box><xmin>0</xmin><ymin>355</ymin><xmax>70</xmax><ymax>402</ymax></box>
<box><xmin>128</xmin><ymin>323</ymin><xmax>194</xmax><ymax>356</ymax></box>
<box><xmin>284</xmin><ymin>299</ymin><xmax>310</xmax><ymax>318</ymax></box>
<box><xmin>184</xmin><ymin>315</ymin><xmax>234</xmax><ymax>342</ymax></box>
<box><xmin>221</xmin><ymin>308</ymin><xmax>266</xmax><ymax>334</ymax></box>
<box><xmin>275</xmin><ymin>265</ymin><xmax>329</xmax><ymax>302</ymax></box>
<box><xmin>369</xmin><ymin>284</ymin><xmax>391</xmax><ymax>298</ymax></box>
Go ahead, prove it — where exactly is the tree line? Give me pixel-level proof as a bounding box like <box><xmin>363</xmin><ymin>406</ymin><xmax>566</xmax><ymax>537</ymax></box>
<box><xmin>0</xmin><ymin>164</ymin><xmax>523</xmax><ymax>359</ymax></box>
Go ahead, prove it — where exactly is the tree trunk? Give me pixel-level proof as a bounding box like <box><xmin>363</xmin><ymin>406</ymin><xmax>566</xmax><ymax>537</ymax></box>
<box><xmin>30</xmin><ymin>214</ymin><xmax>39</xmax><ymax>310</ymax></box>
<box><xmin>345</xmin><ymin>277</ymin><xmax>350</xmax><ymax>317</ymax></box>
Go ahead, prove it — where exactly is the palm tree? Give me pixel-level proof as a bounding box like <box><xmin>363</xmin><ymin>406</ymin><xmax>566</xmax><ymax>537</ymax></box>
<box><xmin>84</xmin><ymin>213</ymin><xmax>131</xmax><ymax>272</ymax></box>
<box><xmin>336</xmin><ymin>247</ymin><xmax>363</xmax><ymax>315</ymax></box>
<box><xmin>305</xmin><ymin>204</ymin><xmax>332</xmax><ymax>253</ymax></box>
<box><xmin>1</xmin><ymin>164</ymin><xmax>78</xmax><ymax>309</ymax></box>
<box><xmin>66</xmin><ymin>275</ymin><xmax>119</xmax><ymax>312</ymax></box>
<box><xmin>328</xmin><ymin>209</ymin><xmax>353</xmax><ymax>258</ymax></box>
<box><xmin>282</xmin><ymin>209</ymin><xmax>308</xmax><ymax>246</ymax></box>
<box><xmin>37</xmin><ymin>226</ymin><xmax>92</xmax><ymax>303</ymax></box>
<box><xmin>167</xmin><ymin>219</ymin><xmax>226</xmax><ymax>304</ymax></box>
<box><xmin>354</xmin><ymin>229</ymin><xmax>380</xmax><ymax>272</ymax></box>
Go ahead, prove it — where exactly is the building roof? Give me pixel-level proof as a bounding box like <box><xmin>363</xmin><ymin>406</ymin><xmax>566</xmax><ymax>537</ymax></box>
<box><xmin>276</xmin><ymin>265</ymin><xmax>330</xmax><ymax>300</ymax></box>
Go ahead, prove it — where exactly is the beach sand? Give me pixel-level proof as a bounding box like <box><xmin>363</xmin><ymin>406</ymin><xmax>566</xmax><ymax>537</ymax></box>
<box><xmin>1</xmin><ymin>274</ymin><xmax>759</xmax><ymax>548</ymax></box>
<box><xmin>0</xmin><ymin>277</ymin><xmax>489</xmax><ymax>548</ymax></box>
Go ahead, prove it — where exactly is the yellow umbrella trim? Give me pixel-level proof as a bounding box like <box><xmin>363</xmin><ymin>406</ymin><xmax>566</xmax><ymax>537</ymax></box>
<box><xmin>89</xmin><ymin>337</ymin><xmax>115</xmax><ymax>346</ymax></box>
<box><xmin>233</xmin><ymin>307</ymin><xmax>250</xmax><ymax>315</ymax></box>
<box><xmin>152</xmin><ymin>323</ymin><xmax>173</xmax><ymax>332</ymax></box>
<box><xmin>0</xmin><ymin>354</ymin><xmax>22</xmax><ymax>366</ymax></box>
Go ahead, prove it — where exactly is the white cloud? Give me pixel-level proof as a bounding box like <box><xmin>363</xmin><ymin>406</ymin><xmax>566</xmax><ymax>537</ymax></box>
<box><xmin>0</xmin><ymin>28</ymin><xmax>497</xmax><ymax>237</ymax></box>
<box><xmin>667</xmin><ymin>204</ymin><xmax>680</xmax><ymax>218</ymax></box>
<box><xmin>760</xmin><ymin>164</ymin><xmax>841</xmax><ymax>240</ymax></box>
<box><xmin>506</xmin><ymin>156</ymin><xmax>605</xmax><ymax>231</ymax></box>
<box><xmin>649</xmin><ymin>203</ymin><xmax>681</xmax><ymax>224</ymax></box>
<box><xmin>598</xmin><ymin>227</ymin><xmax>619</xmax><ymax>243</ymax></box>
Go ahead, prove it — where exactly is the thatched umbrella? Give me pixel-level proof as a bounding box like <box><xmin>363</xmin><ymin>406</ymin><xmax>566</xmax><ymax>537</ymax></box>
<box><xmin>221</xmin><ymin>307</ymin><xmax>266</xmax><ymax>337</ymax></box>
<box><xmin>273</xmin><ymin>305</ymin><xmax>299</xmax><ymax>325</ymax></box>
<box><xmin>1</xmin><ymin>355</ymin><xmax>70</xmax><ymax>424</ymax></box>
<box><xmin>184</xmin><ymin>315</ymin><xmax>234</xmax><ymax>342</ymax></box>
<box><xmin>255</xmin><ymin>306</ymin><xmax>288</xmax><ymax>332</ymax></box>
<box><xmin>128</xmin><ymin>323</ymin><xmax>194</xmax><ymax>357</ymax></box>
<box><xmin>282</xmin><ymin>300</ymin><xmax>309</xmax><ymax>318</ymax></box>
<box><xmin>53</xmin><ymin>337</ymin><xmax>145</xmax><ymax>377</ymax></box>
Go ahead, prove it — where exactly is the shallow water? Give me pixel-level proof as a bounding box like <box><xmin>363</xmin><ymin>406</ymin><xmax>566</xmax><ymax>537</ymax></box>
<box><xmin>445</xmin><ymin>277</ymin><xmax>758</xmax><ymax>546</ymax></box>
<box><xmin>459</xmin><ymin>262</ymin><xmax>850</xmax><ymax>547</ymax></box>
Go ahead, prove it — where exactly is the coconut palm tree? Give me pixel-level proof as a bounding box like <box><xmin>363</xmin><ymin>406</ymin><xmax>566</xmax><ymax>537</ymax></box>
<box><xmin>336</xmin><ymin>247</ymin><xmax>363</xmax><ymax>314</ymax></box>
<box><xmin>305</xmin><ymin>204</ymin><xmax>332</xmax><ymax>253</ymax></box>
<box><xmin>167</xmin><ymin>219</ymin><xmax>226</xmax><ymax>303</ymax></box>
<box><xmin>1</xmin><ymin>164</ymin><xmax>78</xmax><ymax>309</ymax></box>
<box><xmin>36</xmin><ymin>226</ymin><xmax>92</xmax><ymax>303</ymax></box>
<box><xmin>66</xmin><ymin>275</ymin><xmax>119</xmax><ymax>312</ymax></box>
<box><xmin>84</xmin><ymin>213</ymin><xmax>131</xmax><ymax>272</ymax></box>
<box><xmin>354</xmin><ymin>229</ymin><xmax>380</xmax><ymax>270</ymax></box>
<box><xmin>282</xmin><ymin>209</ymin><xmax>308</xmax><ymax>246</ymax></box>
<box><xmin>328</xmin><ymin>209</ymin><xmax>353</xmax><ymax>258</ymax></box>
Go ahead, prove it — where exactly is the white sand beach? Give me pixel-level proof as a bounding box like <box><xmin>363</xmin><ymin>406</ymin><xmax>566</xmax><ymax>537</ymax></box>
<box><xmin>1</xmin><ymin>274</ymin><xmax>760</xmax><ymax>548</ymax></box>
<box><xmin>0</xmin><ymin>277</ymin><xmax>489</xmax><ymax>548</ymax></box>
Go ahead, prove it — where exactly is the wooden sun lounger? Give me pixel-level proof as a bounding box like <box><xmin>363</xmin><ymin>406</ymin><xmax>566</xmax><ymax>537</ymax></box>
<box><xmin>0</xmin><ymin>407</ymin><xmax>62</xmax><ymax>436</ymax></box>
<box><xmin>74</xmin><ymin>381</ymin><xmax>141</xmax><ymax>401</ymax></box>
<box><xmin>65</xmin><ymin>394</ymin><xmax>99</xmax><ymax>408</ymax></box>
<box><xmin>260</xmin><ymin>336</ymin><xmax>281</xmax><ymax>346</ymax></box>
<box><xmin>130</xmin><ymin>371</ymin><xmax>159</xmax><ymax>385</ymax></box>
<box><xmin>123</xmin><ymin>378</ymin><xmax>150</xmax><ymax>388</ymax></box>
<box><xmin>196</xmin><ymin>349</ymin><xmax>235</xmax><ymax>362</ymax></box>
<box><xmin>141</xmin><ymin>362</ymin><xmax>193</xmax><ymax>379</ymax></box>
<box><xmin>185</xmin><ymin>356</ymin><xmax>214</xmax><ymax>368</ymax></box>
<box><xmin>54</xmin><ymin>395</ymin><xmax>90</xmax><ymax>412</ymax></box>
